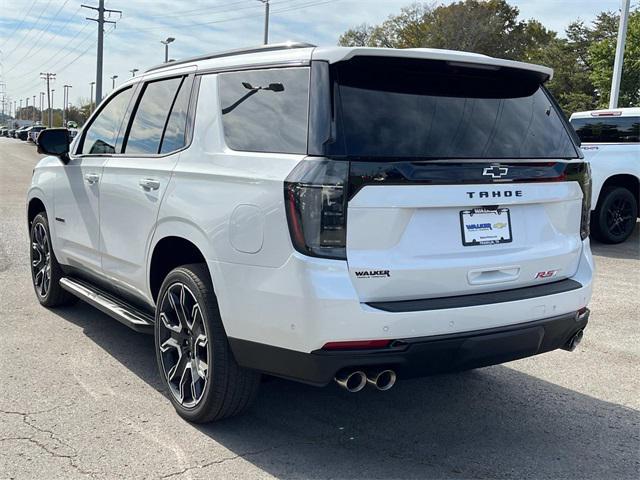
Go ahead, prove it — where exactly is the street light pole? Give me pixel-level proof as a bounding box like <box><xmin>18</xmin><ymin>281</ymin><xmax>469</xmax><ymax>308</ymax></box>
<box><xmin>258</xmin><ymin>0</ymin><xmax>269</xmax><ymax>45</ymax></box>
<box><xmin>129</xmin><ymin>68</ymin><xmax>139</xmax><ymax>77</ymax></box>
<box><xmin>51</xmin><ymin>89</ymin><xmax>55</xmax><ymax>126</ymax></box>
<box><xmin>161</xmin><ymin>37</ymin><xmax>175</xmax><ymax>63</ymax></box>
<box><xmin>609</xmin><ymin>0</ymin><xmax>631</xmax><ymax>108</ymax></box>
<box><xmin>63</xmin><ymin>85</ymin><xmax>72</xmax><ymax>127</ymax></box>
<box><xmin>90</xmin><ymin>81</ymin><xmax>95</xmax><ymax>113</ymax></box>
<box><xmin>111</xmin><ymin>75</ymin><xmax>118</xmax><ymax>89</ymax></box>
<box><xmin>33</xmin><ymin>95</ymin><xmax>36</xmax><ymax>121</ymax></box>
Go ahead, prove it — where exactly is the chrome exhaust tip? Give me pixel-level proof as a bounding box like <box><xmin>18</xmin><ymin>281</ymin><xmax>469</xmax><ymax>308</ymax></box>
<box><xmin>564</xmin><ymin>329</ymin><xmax>584</xmax><ymax>352</ymax></box>
<box><xmin>366</xmin><ymin>369</ymin><xmax>397</xmax><ymax>391</ymax></box>
<box><xmin>334</xmin><ymin>370</ymin><xmax>367</xmax><ymax>393</ymax></box>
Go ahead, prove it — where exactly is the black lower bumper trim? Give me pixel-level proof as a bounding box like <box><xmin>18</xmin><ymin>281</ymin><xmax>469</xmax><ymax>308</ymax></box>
<box><xmin>367</xmin><ymin>279</ymin><xmax>582</xmax><ymax>312</ymax></box>
<box><xmin>229</xmin><ymin>310</ymin><xmax>589</xmax><ymax>387</ymax></box>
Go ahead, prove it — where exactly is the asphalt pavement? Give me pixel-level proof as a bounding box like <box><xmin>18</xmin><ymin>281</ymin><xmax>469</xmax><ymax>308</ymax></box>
<box><xmin>0</xmin><ymin>137</ymin><xmax>638</xmax><ymax>479</ymax></box>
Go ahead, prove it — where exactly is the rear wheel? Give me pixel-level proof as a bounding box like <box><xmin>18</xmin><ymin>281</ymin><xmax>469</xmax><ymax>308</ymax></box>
<box><xmin>592</xmin><ymin>187</ymin><xmax>637</xmax><ymax>244</ymax></box>
<box><xmin>155</xmin><ymin>264</ymin><xmax>260</xmax><ymax>423</ymax></box>
<box><xmin>29</xmin><ymin>212</ymin><xmax>75</xmax><ymax>307</ymax></box>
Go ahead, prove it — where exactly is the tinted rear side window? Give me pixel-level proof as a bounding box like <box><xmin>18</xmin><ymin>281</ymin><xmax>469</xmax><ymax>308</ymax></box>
<box><xmin>317</xmin><ymin>57</ymin><xmax>578</xmax><ymax>159</ymax></box>
<box><xmin>160</xmin><ymin>77</ymin><xmax>192</xmax><ymax>154</ymax></box>
<box><xmin>125</xmin><ymin>77</ymin><xmax>183</xmax><ymax>154</ymax></box>
<box><xmin>218</xmin><ymin>67</ymin><xmax>309</xmax><ymax>154</ymax></box>
<box><xmin>570</xmin><ymin>117</ymin><xmax>640</xmax><ymax>143</ymax></box>
<box><xmin>81</xmin><ymin>87</ymin><xmax>134</xmax><ymax>154</ymax></box>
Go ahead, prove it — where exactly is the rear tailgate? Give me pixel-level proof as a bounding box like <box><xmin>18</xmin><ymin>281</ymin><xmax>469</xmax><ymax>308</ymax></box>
<box><xmin>346</xmin><ymin>162</ymin><xmax>586</xmax><ymax>302</ymax></box>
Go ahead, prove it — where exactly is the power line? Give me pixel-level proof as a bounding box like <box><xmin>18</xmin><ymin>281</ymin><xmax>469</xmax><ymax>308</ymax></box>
<box><xmin>130</xmin><ymin>0</ymin><xmax>340</xmax><ymax>31</ymax></box>
<box><xmin>4</xmin><ymin>2</ymin><xmax>78</xmax><ymax>75</ymax></box>
<box><xmin>0</xmin><ymin>0</ymin><xmax>40</xmax><ymax>50</ymax></box>
<box><xmin>4</xmin><ymin>0</ymin><xmax>55</xmax><ymax>60</ymax></box>
<box><xmin>6</xmin><ymin>23</ymin><xmax>94</xmax><ymax>82</ymax></box>
<box><xmin>146</xmin><ymin>0</ymin><xmax>256</xmax><ymax>19</ymax></box>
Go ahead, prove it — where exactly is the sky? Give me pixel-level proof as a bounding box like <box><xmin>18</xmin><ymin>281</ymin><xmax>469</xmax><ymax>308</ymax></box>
<box><xmin>0</xmin><ymin>0</ymin><xmax>634</xmax><ymax>111</ymax></box>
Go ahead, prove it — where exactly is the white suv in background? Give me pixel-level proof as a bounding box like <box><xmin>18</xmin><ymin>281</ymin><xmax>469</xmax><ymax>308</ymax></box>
<box><xmin>28</xmin><ymin>44</ymin><xmax>593</xmax><ymax>423</ymax></box>
<box><xmin>570</xmin><ymin>108</ymin><xmax>639</xmax><ymax>243</ymax></box>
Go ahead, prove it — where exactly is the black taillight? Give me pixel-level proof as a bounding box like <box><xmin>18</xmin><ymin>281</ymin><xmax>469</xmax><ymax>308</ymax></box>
<box><xmin>284</xmin><ymin>159</ymin><xmax>349</xmax><ymax>260</ymax></box>
<box><xmin>577</xmin><ymin>163</ymin><xmax>592</xmax><ymax>240</ymax></box>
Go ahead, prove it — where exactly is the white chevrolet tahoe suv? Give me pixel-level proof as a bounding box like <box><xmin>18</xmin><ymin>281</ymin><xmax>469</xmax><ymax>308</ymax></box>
<box><xmin>28</xmin><ymin>44</ymin><xmax>593</xmax><ymax>423</ymax></box>
<box><xmin>570</xmin><ymin>108</ymin><xmax>639</xmax><ymax>244</ymax></box>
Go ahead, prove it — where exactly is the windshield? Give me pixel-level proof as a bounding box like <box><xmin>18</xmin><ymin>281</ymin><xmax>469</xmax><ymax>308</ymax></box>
<box><xmin>312</xmin><ymin>57</ymin><xmax>578</xmax><ymax>159</ymax></box>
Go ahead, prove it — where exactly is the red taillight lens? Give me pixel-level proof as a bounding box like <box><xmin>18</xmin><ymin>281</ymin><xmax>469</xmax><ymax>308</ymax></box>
<box><xmin>322</xmin><ymin>340</ymin><xmax>392</xmax><ymax>350</ymax></box>
<box><xmin>284</xmin><ymin>159</ymin><xmax>349</xmax><ymax>260</ymax></box>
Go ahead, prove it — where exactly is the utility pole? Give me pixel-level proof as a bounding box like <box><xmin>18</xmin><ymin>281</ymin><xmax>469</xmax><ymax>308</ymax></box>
<box><xmin>25</xmin><ymin>97</ymin><xmax>29</xmax><ymax>122</ymax></box>
<box><xmin>82</xmin><ymin>1</ymin><xmax>121</xmax><ymax>107</ymax></box>
<box><xmin>258</xmin><ymin>0</ymin><xmax>270</xmax><ymax>44</ymax></box>
<box><xmin>129</xmin><ymin>68</ymin><xmax>138</xmax><ymax>77</ymax></box>
<box><xmin>609</xmin><ymin>0</ymin><xmax>631</xmax><ymax>109</ymax></box>
<box><xmin>19</xmin><ymin>99</ymin><xmax>22</xmax><ymax>120</ymax></box>
<box><xmin>110</xmin><ymin>75</ymin><xmax>118</xmax><ymax>89</ymax></box>
<box><xmin>41</xmin><ymin>72</ymin><xmax>55</xmax><ymax>127</ymax></box>
<box><xmin>32</xmin><ymin>95</ymin><xmax>36</xmax><ymax>121</ymax></box>
<box><xmin>90</xmin><ymin>81</ymin><xmax>95</xmax><ymax>113</ymax></box>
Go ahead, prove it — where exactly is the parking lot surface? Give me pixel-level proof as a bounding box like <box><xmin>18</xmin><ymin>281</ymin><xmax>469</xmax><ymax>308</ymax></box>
<box><xmin>1</xmin><ymin>137</ymin><xmax>638</xmax><ymax>479</ymax></box>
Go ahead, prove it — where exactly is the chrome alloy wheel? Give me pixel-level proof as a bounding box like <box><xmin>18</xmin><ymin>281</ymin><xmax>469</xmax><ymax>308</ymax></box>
<box><xmin>31</xmin><ymin>222</ymin><xmax>52</xmax><ymax>298</ymax></box>
<box><xmin>158</xmin><ymin>283</ymin><xmax>209</xmax><ymax>408</ymax></box>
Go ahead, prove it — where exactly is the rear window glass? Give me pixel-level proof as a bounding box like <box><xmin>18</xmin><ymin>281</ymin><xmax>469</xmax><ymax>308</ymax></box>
<box><xmin>218</xmin><ymin>67</ymin><xmax>309</xmax><ymax>154</ymax></box>
<box><xmin>570</xmin><ymin>117</ymin><xmax>640</xmax><ymax>143</ymax></box>
<box><xmin>321</xmin><ymin>57</ymin><xmax>578</xmax><ymax>159</ymax></box>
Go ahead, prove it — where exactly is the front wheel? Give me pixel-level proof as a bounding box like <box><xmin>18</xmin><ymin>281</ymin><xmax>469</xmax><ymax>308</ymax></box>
<box><xmin>29</xmin><ymin>212</ymin><xmax>76</xmax><ymax>307</ymax></box>
<box><xmin>154</xmin><ymin>264</ymin><xmax>260</xmax><ymax>423</ymax></box>
<box><xmin>591</xmin><ymin>187</ymin><xmax>638</xmax><ymax>244</ymax></box>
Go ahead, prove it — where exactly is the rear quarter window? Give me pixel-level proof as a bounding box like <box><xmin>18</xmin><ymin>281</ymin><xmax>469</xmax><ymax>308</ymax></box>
<box><xmin>218</xmin><ymin>67</ymin><xmax>309</xmax><ymax>154</ymax></box>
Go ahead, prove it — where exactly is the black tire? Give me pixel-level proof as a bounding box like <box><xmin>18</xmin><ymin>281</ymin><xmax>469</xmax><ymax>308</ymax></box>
<box><xmin>591</xmin><ymin>186</ymin><xmax>638</xmax><ymax>244</ymax></box>
<box><xmin>154</xmin><ymin>263</ymin><xmax>260</xmax><ymax>423</ymax></box>
<box><xmin>29</xmin><ymin>212</ymin><xmax>76</xmax><ymax>307</ymax></box>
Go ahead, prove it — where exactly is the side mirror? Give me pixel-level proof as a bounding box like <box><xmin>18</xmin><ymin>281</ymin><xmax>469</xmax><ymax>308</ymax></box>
<box><xmin>37</xmin><ymin>128</ymin><xmax>70</xmax><ymax>164</ymax></box>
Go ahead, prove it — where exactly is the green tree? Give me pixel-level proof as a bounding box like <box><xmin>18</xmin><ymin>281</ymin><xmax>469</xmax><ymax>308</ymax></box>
<box><xmin>587</xmin><ymin>10</ymin><xmax>640</xmax><ymax>107</ymax></box>
<box><xmin>338</xmin><ymin>1</ymin><xmax>640</xmax><ymax>112</ymax></box>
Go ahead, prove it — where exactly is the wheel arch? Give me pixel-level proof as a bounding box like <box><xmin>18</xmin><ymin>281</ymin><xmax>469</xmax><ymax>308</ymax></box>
<box><xmin>148</xmin><ymin>234</ymin><xmax>213</xmax><ymax>303</ymax></box>
<box><xmin>597</xmin><ymin>174</ymin><xmax>640</xmax><ymax>215</ymax></box>
<box><xmin>27</xmin><ymin>196</ymin><xmax>47</xmax><ymax>227</ymax></box>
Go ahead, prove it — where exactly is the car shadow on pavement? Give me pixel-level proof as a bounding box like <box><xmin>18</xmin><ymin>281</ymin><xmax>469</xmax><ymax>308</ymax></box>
<box><xmin>590</xmin><ymin>222</ymin><xmax>639</xmax><ymax>260</ymax></box>
<box><xmin>51</xmin><ymin>302</ymin><xmax>640</xmax><ymax>480</ymax></box>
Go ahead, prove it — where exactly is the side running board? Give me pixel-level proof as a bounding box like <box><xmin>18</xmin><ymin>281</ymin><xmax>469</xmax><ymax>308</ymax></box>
<box><xmin>60</xmin><ymin>277</ymin><xmax>154</xmax><ymax>334</ymax></box>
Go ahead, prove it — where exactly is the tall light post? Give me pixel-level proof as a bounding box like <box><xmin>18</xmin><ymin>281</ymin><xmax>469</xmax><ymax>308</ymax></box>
<box><xmin>51</xmin><ymin>89</ymin><xmax>55</xmax><ymax>126</ymax></box>
<box><xmin>32</xmin><ymin>95</ymin><xmax>36</xmax><ymax>121</ymax></box>
<box><xmin>19</xmin><ymin>99</ymin><xmax>22</xmax><ymax>120</ymax></box>
<box><xmin>258</xmin><ymin>0</ymin><xmax>270</xmax><ymax>44</ymax></box>
<box><xmin>609</xmin><ymin>0</ymin><xmax>631</xmax><ymax>108</ymax></box>
<box><xmin>161</xmin><ymin>37</ymin><xmax>175</xmax><ymax>63</ymax></box>
<box><xmin>40</xmin><ymin>92</ymin><xmax>45</xmax><ymax>123</ymax></box>
<box><xmin>90</xmin><ymin>81</ymin><xmax>95</xmax><ymax>113</ymax></box>
<box><xmin>129</xmin><ymin>68</ymin><xmax>138</xmax><ymax>77</ymax></box>
<box><xmin>63</xmin><ymin>85</ymin><xmax>72</xmax><ymax>127</ymax></box>
<box><xmin>110</xmin><ymin>75</ymin><xmax>118</xmax><ymax>89</ymax></box>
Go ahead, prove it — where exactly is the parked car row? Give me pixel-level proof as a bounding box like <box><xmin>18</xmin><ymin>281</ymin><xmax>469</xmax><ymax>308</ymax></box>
<box><xmin>1</xmin><ymin>124</ymin><xmax>78</xmax><ymax>143</ymax></box>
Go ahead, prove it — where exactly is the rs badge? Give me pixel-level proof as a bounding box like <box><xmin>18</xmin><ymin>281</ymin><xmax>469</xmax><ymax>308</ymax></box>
<box><xmin>536</xmin><ymin>270</ymin><xmax>559</xmax><ymax>279</ymax></box>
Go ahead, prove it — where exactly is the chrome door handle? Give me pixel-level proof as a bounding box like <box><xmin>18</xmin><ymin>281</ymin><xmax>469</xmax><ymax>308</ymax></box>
<box><xmin>138</xmin><ymin>178</ymin><xmax>160</xmax><ymax>191</ymax></box>
<box><xmin>84</xmin><ymin>173</ymin><xmax>100</xmax><ymax>184</ymax></box>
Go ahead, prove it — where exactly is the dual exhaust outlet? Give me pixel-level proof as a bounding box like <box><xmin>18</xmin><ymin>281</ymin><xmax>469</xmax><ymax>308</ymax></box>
<box><xmin>335</xmin><ymin>368</ymin><xmax>396</xmax><ymax>393</ymax></box>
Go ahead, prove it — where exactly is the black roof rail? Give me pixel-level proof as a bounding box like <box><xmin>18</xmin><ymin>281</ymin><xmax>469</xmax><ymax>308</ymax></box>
<box><xmin>145</xmin><ymin>42</ymin><xmax>316</xmax><ymax>73</ymax></box>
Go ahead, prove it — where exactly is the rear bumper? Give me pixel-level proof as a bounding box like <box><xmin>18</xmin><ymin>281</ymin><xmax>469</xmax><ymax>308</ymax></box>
<box><xmin>230</xmin><ymin>309</ymin><xmax>589</xmax><ymax>386</ymax></box>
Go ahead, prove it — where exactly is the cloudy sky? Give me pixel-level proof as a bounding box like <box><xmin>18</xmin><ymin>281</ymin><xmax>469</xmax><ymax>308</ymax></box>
<box><xmin>0</xmin><ymin>0</ymin><xmax>633</xmax><ymax>110</ymax></box>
